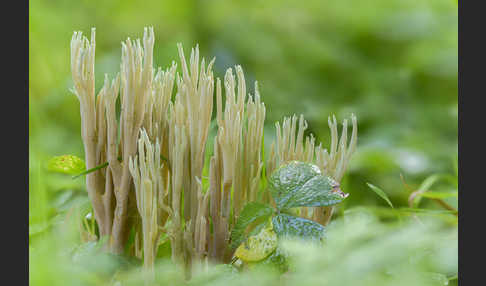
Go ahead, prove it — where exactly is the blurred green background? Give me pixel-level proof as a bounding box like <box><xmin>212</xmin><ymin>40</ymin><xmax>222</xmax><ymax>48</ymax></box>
<box><xmin>29</xmin><ymin>0</ymin><xmax>457</xmax><ymax>223</ymax></box>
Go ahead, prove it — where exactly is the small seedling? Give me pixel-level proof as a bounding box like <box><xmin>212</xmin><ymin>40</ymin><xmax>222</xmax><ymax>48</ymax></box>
<box><xmin>231</xmin><ymin>161</ymin><xmax>349</xmax><ymax>268</ymax></box>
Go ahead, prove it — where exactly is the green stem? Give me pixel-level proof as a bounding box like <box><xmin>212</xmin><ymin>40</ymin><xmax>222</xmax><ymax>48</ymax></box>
<box><xmin>72</xmin><ymin>162</ymin><xmax>109</xmax><ymax>179</ymax></box>
<box><xmin>72</xmin><ymin>155</ymin><xmax>170</xmax><ymax>179</ymax></box>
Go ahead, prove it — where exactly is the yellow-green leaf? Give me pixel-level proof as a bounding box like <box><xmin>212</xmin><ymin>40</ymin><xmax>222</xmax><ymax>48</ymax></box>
<box><xmin>230</xmin><ymin>202</ymin><xmax>274</xmax><ymax>250</ymax></box>
<box><xmin>47</xmin><ymin>155</ymin><xmax>86</xmax><ymax>175</ymax></box>
<box><xmin>234</xmin><ymin>221</ymin><xmax>277</xmax><ymax>262</ymax></box>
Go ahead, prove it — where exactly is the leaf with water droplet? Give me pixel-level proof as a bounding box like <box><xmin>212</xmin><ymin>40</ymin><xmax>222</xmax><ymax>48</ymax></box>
<box><xmin>234</xmin><ymin>221</ymin><xmax>277</xmax><ymax>262</ymax></box>
<box><xmin>272</xmin><ymin>213</ymin><xmax>325</xmax><ymax>242</ymax></box>
<box><xmin>269</xmin><ymin>161</ymin><xmax>348</xmax><ymax>210</ymax></box>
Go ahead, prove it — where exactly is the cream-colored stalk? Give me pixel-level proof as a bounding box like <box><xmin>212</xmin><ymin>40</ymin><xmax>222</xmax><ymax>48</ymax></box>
<box><xmin>71</xmin><ymin>27</ymin><xmax>156</xmax><ymax>253</ymax></box>
<box><xmin>129</xmin><ymin>129</ymin><xmax>166</xmax><ymax>276</ymax></box>
<box><xmin>71</xmin><ymin>28</ymin><xmax>107</xmax><ymax>236</ymax></box>
<box><xmin>176</xmin><ymin>44</ymin><xmax>213</xmax><ymax>231</ymax></box>
<box><xmin>108</xmin><ymin>27</ymin><xmax>155</xmax><ymax>253</ymax></box>
<box><xmin>209</xmin><ymin>66</ymin><xmax>266</xmax><ymax>263</ymax></box>
<box><xmin>164</xmin><ymin>44</ymin><xmax>214</xmax><ymax>274</ymax></box>
<box><xmin>213</xmin><ymin>67</ymin><xmax>245</xmax><ymax>253</ymax></box>
<box><xmin>208</xmin><ymin>139</ymin><xmax>225</xmax><ymax>261</ymax></box>
<box><xmin>143</xmin><ymin>63</ymin><xmax>177</xmax><ymax>230</ymax></box>
<box><xmin>167</xmin><ymin>122</ymin><xmax>187</xmax><ymax>266</ymax></box>
<box><xmin>71</xmin><ymin>29</ymin><xmax>121</xmax><ymax>238</ymax></box>
<box><xmin>233</xmin><ymin>81</ymin><xmax>265</xmax><ymax>216</ymax></box>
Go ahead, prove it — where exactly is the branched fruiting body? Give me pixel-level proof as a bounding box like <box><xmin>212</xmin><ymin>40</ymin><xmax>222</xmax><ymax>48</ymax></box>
<box><xmin>70</xmin><ymin>27</ymin><xmax>357</xmax><ymax>276</ymax></box>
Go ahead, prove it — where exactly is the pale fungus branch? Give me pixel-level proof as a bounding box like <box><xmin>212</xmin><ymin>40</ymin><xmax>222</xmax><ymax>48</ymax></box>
<box><xmin>70</xmin><ymin>27</ymin><xmax>357</xmax><ymax>277</ymax></box>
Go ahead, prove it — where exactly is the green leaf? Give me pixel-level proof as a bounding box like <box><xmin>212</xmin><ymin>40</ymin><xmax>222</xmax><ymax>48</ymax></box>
<box><xmin>256</xmin><ymin>246</ymin><xmax>289</xmax><ymax>273</ymax></box>
<box><xmin>272</xmin><ymin>213</ymin><xmax>325</xmax><ymax>242</ymax></box>
<box><xmin>47</xmin><ymin>155</ymin><xmax>86</xmax><ymax>175</ymax></box>
<box><xmin>412</xmin><ymin>174</ymin><xmax>443</xmax><ymax>207</ymax></box>
<box><xmin>366</xmin><ymin>183</ymin><xmax>394</xmax><ymax>208</ymax></box>
<box><xmin>269</xmin><ymin>161</ymin><xmax>348</xmax><ymax>210</ymax></box>
<box><xmin>230</xmin><ymin>202</ymin><xmax>275</xmax><ymax>250</ymax></box>
<box><xmin>234</xmin><ymin>221</ymin><xmax>278</xmax><ymax>262</ymax></box>
<box><xmin>420</xmin><ymin>191</ymin><xmax>458</xmax><ymax>199</ymax></box>
<box><xmin>418</xmin><ymin>174</ymin><xmax>442</xmax><ymax>192</ymax></box>
<box><xmin>71</xmin><ymin>156</ymin><xmax>125</xmax><ymax>179</ymax></box>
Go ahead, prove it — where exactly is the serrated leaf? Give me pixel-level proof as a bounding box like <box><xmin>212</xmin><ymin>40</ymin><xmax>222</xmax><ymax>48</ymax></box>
<box><xmin>47</xmin><ymin>155</ymin><xmax>86</xmax><ymax>175</ymax></box>
<box><xmin>269</xmin><ymin>161</ymin><xmax>348</xmax><ymax>210</ymax></box>
<box><xmin>234</xmin><ymin>222</ymin><xmax>277</xmax><ymax>262</ymax></box>
<box><xmin>366</xmin><ymin>183</ymin><xmax>394</xmax><ymax>208</ymax></box>
<box><xmin>272</xmin><ymin>213</ymin><xmax>325</xmax><ymax>242</ymax></box>
<box><xmin>230</xmin><ymin>202</ymin><xmax>274</xmax><ymax>250</ymax></box>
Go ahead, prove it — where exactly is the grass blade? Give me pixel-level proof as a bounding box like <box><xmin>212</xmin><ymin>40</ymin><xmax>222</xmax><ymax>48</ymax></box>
<box><xmin>366</xmin><ymin>183</ymin><xmax>393</xmax><ymax>208</ymax></box>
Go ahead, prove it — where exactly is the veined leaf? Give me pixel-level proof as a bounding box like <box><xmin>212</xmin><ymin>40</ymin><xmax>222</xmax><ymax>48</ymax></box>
<box><xmin>272</xmin><ymin>213</ymin><xmax>325</xmax><ymax>242</ymax></box>
<box><xmin>269</xmin><ymin>161</ymin><xmax>348</xmax><ymax>210</ymax></box>
<box><xmin>230</xmin><ymin>202</ymin><xmax>275</xmax><ymax>250</ymax></box>
<box><xmin>366</xmin><ymin>183</ymin><xmax>394</xmax><ymax>208</ymax></box>
<box><xmin>234</xmin><ymin>221</ymin><xmax>278</xmax><ymax>262</ymax></box>
<box><xmin>47</xmin><ymin>155</ymin><xmax>86</xmax><ymax>175</ymax></box>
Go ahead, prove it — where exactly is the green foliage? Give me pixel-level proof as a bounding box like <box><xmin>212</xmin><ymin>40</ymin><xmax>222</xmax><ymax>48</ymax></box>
<box><xmin>272</xmin><ymin>214</ymin><xmax>325</xmax><ymax>242</ymax></box>
<box><xmin>29</xmin><ymin>0</ymin><xmax>457</xmax><ymax>284</ymax></box>
<box><xmin>234</xmin><ymin>221</ymin><xmax>277</xmax><ymax>262</ymax></box>
<box><xmin>233</xmin><ymin>162</ymin><xmax>344</xmax><ymax>245</ymax></box>
<box><xmin>282</xmin><ymin>211</ymin><xmax>457</xmax><ymax>286</ymax></box>
<box><xmin>230</xmin><ymin>202</ymin><xmax>275</xmax><ymax>250</ymax></box>
<box><xmin>410</xmin><ymin>174</ymin><xmax>451</xmax><ymax>208</ymax></box>
<box><xmin>30</xmin><ymin>208</ymin><xmax>457</xmax><ymax>286</ymax></box>
<box><xmin>255</xmin><ymin>246</ymin><xmax>289</xmax><ymax>273</ymax></box>
<box><xmin>232</xmin><ymin>161</ymin><xmax>346</xmax><ymax>269</ymax></box>
<box><xmin>420</xmin><ymin>191</ymin><xmax>457</xmax><ymax>200</ymax></box>
<box><xmin>269</xmin><ymin>161</ymin><xmax>348</xmax><ymax>210</ymax></box>
<box><xmin>366</xmin><ymin>183</ymin><xmax>394</xmax><ymax>208</ymax></box>
<box><xmin>47</xmin><ymin>155</ymin><xmax>86</xmax><ymax>175</ymax></box>
<box><xmin>71</xmin><ymin>161</ymin><xmax>109</xmax><ymax>179</ymax></box>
